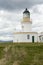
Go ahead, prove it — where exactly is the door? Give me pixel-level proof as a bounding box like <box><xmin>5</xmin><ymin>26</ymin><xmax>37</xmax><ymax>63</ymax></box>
<box><xmin>32</xmin><ymin>36</ymin><xmax>34</xmax><ymax>43</ymax></box>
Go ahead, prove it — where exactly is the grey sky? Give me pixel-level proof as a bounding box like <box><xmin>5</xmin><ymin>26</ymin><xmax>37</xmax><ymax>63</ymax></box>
<box><xmin>0</xmin><ymin>0</ymin><xmax>43</xmax><ymax>11</ymax></box>
<box><xmin>0</xmin><ymin>0</ymin><xmax>43</xmax><ymax>40</ymax></box>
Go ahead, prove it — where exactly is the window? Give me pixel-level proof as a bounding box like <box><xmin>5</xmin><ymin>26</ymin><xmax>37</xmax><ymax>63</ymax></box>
<box><xmin>27</xmin><ymin>35</ymin><xmax>30</xmax><ymax>39</ymax></box>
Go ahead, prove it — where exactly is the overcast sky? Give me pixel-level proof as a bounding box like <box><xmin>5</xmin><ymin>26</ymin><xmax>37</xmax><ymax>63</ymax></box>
<box><xmin>0</xmin><ymin>0</ymin><xmax>43</xmax><ymax>41</ymax></box>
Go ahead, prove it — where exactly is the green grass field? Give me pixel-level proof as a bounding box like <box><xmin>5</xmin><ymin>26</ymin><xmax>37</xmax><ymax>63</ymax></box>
<box><xmin>0</xmin><ymin>42</ymin><xmax>43</xmax><ymax>65</ymax></box>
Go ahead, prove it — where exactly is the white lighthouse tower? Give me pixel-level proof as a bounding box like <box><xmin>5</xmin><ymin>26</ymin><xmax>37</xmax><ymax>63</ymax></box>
<box><xmin>22</xmin><ymin>8</ymin><xmax>32</xmax><ymax>32</ymax></box>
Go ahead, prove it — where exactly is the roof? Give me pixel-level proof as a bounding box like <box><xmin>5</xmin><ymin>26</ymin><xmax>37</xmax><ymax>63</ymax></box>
<box><xmin>14</xmin><ymin>32</ymin><xmax>38</xmax><ymax>34</ymax></box>
<box><xmin>23</xmin><ymin>8</ymin><xmax>30</xmax><ymax>13</ymax></box>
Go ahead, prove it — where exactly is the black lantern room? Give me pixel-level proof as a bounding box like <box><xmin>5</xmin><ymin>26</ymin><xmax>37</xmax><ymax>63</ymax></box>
<box><xmin>23</xmin><ymin>8</ymin><xmax>30</xmax><ymax>18</ymax></box>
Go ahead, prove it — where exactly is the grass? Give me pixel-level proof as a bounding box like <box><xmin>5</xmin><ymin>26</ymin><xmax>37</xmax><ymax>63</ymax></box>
<box><xmin>0</xmin><ymin>42</ymin><xmax>43</xmax><ymax>65</ymax></box>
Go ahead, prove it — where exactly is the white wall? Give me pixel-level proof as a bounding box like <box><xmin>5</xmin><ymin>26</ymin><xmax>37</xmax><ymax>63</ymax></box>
<box><xmin>13</xmin><ymin>33</ymin><xmax>38</xmax><ymax>43</ymax></box>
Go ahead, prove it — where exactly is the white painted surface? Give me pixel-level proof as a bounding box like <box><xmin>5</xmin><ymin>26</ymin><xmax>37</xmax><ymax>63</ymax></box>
<box><xmin>22</xmin><ymin>22</ymin><xmax>32</xmax><ymax>32</ymax></box>
<box><xmin>13</xmin><ymin>33</ymin><xmax>38</xmax><ymax>42</ymax></box>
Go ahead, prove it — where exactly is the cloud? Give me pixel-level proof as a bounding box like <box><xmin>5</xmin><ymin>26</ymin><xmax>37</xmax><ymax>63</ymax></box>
<box><xmin>0</xmin><ymin>0</ymin><xmax>43</xmax><ymax>10</ymax></box>
<box><xmin>0</xmin><ymin>9</ymin><xmax>22</xmax><ymax>40</ymax></box>
<box><xmin>30</xmin><ymin>4</ymin><xmax>43</xmax><ymax>32</ymax></box>
<box><xmin>0</xmin><ymin>36</ymin><xmax>13</xmax><ymax>41</ymax></box>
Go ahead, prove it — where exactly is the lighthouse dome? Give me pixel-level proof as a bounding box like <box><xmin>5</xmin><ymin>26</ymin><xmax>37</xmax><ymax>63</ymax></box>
<box><xmin>23</xmin><ymin>8</ymin><xmax>30</xmax><ymax>14</ymax></box>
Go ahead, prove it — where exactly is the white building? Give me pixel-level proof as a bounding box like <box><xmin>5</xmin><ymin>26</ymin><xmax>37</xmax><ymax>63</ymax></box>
<box><xmin>13</xmin><ymin>8</ymin><xmax>38</xmax><ymax>43</ymax></box>
<box><xmin>38</xmin><ymin>32</ymin><xmax>43</xmax><ymax>42</ymax></box>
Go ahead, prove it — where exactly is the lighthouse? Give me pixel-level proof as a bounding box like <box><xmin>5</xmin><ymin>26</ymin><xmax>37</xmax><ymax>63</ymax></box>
<box><xmin>22</xmin><ymin>8</ymin><xmax>32</xmax><ymax>32</ymax></box>
<box><xmin>13</xmin><ymin>8</ymin><xmax>38</xmax><ymax>43</ymax></box>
